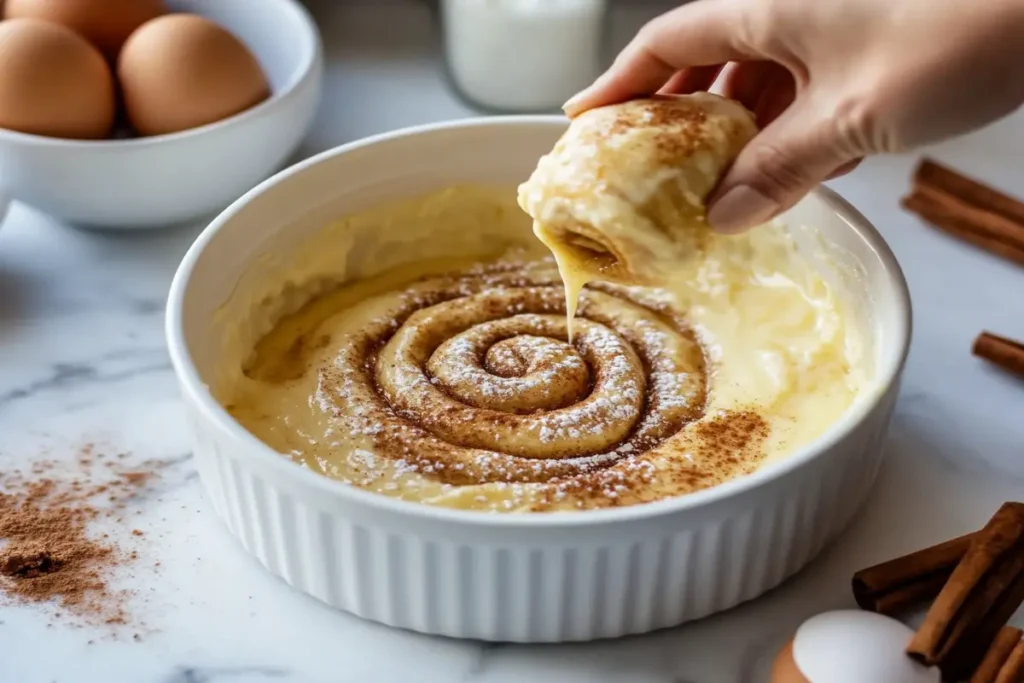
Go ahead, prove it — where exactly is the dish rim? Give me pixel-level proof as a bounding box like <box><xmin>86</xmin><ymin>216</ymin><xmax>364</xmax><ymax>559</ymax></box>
<box><xmin>166</xmin><ymin>115</ymin><xmax>913</xmax><ymax>529</ymax></box>
<box><xmin>0</xmin><ymin>0</ymin><xmax>320</xmax><ymax>150</ymax></box>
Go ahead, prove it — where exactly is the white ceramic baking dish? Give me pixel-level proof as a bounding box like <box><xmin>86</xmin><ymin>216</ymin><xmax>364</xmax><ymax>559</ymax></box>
<box><xmin>166</xmin><ymin>118</ymin><xmax>912</xmax><ymax>643</ymax></box>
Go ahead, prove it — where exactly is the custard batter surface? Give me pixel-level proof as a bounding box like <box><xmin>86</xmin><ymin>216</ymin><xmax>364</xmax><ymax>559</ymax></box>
<box><xmin>219</xmin><ymin>186</ymin><xmax>869</xmax><ymax>512</ymax></box>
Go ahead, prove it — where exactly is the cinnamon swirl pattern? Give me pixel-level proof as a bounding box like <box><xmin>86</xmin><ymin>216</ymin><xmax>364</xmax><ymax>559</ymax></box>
<box><xmin>230</xmin><ymin>257</ymin><xmax>772</xmax><ymax>512</ymax></box>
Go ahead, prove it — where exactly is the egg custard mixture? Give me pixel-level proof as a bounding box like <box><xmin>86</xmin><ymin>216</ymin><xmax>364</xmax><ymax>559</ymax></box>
<box><xmin>219</xmin><ymin>182</ymin><xmax>872</xmax><ymax>513</ymax></box>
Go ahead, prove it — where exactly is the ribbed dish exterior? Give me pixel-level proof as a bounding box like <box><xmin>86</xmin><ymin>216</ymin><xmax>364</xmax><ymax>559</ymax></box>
<box><xmin>183</xmin><ymin>381</ymin><xmax>897</xmax><ymax>643</ymax></box>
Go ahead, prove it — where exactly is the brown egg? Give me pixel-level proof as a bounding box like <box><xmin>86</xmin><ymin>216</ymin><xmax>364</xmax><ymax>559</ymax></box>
<box><xmin>117</xmin><ymin>14</ymin><xmax>270</xmax><ymax>137</ymax></box>
<box><xmin>772</xmin><ymin>639</ymin><xmax>809</xmax><ymax>683</ymax></box>
<box><xmin>4</xmin><ymin>0</ymin><xmax>166</xmax><ymax>59</ymax></box>
<box><xmin>0</xmin><ymin>18</ymin><xmax>115</xmax><ymax>139</ymax></box>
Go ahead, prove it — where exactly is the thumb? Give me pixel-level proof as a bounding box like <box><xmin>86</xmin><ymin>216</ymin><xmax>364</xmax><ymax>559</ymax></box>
<box><xmin>707</xmin><ymin>101</ymin><xmax>857</xmax><ymax>234</ymax></box>
<box><xmin>563</xmin><ymin>0</ymin><xmax>756</xmax><ymax>116</ymax></box>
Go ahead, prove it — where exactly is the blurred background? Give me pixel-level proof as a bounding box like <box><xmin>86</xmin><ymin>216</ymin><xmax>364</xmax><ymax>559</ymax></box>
<box><xmin>0</xmin><ymin>0</ymin><xmax>682</xmax><ymax>229</ymax></box>
<box><xmin>296</xmin><ymin>0</ymin><xmax>681</xmax><ymax>157</ymax></box>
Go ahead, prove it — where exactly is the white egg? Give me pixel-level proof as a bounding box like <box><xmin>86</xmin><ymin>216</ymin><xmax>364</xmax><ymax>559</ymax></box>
<box><xmin>790</xmin><ymin>611</ymin><xmax>941</xmax><ymax>683</ymax></box>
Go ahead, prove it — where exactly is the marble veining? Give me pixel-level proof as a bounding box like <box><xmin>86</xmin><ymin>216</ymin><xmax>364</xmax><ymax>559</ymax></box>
<box><xmin>161</xmin><ymin>667</ymin><xmax>291</xmax><ymax>683</ymax></box>
<box><xmin>1</xmin><ymin>1</ymin><xmax>1023</xmax><ymax>682</ymax></box>
<box><xmin>0</xmin><ymin>349</ymin><xmax>171</xmax><ymax>408</ymax></box>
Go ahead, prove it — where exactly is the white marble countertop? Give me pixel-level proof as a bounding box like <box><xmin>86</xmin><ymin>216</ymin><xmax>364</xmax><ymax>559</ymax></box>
<box><xmin>2</xmin><ymin>2</ymin><xmax>1024</xmax><ymax>681</ymax></box>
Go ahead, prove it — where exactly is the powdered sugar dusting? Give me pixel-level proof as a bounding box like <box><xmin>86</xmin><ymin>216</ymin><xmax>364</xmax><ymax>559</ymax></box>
<box><xmin>252</xmin><ymin>256</ymin><xmax>768</xmax><ymax>512</ymax></box>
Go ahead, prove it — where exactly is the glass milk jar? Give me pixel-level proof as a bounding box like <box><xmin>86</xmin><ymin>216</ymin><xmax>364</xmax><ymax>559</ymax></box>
<box><xmin>441</xmin><ymin>0</ymin><xmax>609</xmax><ymax>113</ymax></box>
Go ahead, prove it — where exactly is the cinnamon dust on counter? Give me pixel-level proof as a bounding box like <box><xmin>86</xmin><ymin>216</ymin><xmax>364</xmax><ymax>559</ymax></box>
<box><xmin>0</xmin><ymin>444</ymin><xmax>158</xmax><ymax>628</ymax></box>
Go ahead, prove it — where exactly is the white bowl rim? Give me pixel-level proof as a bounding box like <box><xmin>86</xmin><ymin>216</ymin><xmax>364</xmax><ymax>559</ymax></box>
<box><xmin>166</xmin><ymin>115</ymin><xmax>913</xmax><ymax>529</ymax></box>
<box><xmin>0</xmin><ymin>0</ymin><xmax>321</xmax><ymax>150</ymax></box>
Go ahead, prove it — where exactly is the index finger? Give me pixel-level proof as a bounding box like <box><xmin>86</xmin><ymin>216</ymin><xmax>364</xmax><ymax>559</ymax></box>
<box><xmin>564</xmin><ymin>0</ymin><xmax>758</xmax><ymax>117</ymax></box>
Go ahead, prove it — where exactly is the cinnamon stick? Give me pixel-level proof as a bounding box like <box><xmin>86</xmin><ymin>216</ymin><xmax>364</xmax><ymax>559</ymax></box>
<box><xmin>971</xmin><ymin>627</ymin><xmax>1023</xmax><ymax>683</ymax></box>
<box><xmin>908</xmin><ymin>503</ymin><xmax>1024</xmax><ymax>680</ymax></box>
<box><xmin>903</xmin><ymin>158</ymin><xmax>1024</xmax><ymax>267</ymax></box>
<box><xmin>852</xmin><ymin>532</ymin><xmax>978</xmax><ymax>615</ymax></box>
<box><xmin>974</xmin><ymin>332</ymin><xmax>1024</xmax><ymax>380</ymax></box>
<box><xmin>915</xmin><ymin>159</ymin><xmax>1024</xmax><ymax>228</ymax></box>
<box><xmin>901</xmin><ymin>193</ymin><xmax>1024</xmax><ymax>267</ymax></box>
<box><xmin>917</xmin><ymin>182</ymin><xmax>1024</xmax><ymax>252</ymax></box>
<box><xmin>995</xmin><ymin>640</ymin><xmax>1024</xmax><ymax>683</ymax></box>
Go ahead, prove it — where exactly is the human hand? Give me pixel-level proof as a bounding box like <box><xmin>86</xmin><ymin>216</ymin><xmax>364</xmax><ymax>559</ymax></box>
<box><xmin>565</xmin><ymin>0</ymin><xmax>1024</xmax><ymax>233</ymax></box>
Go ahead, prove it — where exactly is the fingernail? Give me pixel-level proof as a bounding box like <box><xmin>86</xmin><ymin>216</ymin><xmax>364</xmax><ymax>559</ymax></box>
<box><xmin>562</xmin><ymin>89</ymin><xmax>591</xmax><ymax>117</ymax></box>
<box><xmin>564</xmin><ymin>67</ymin><xmax>616</xmax><ymax>116</ymax></box>
<box><xmin>707</xmin><ymin>185</ymin><xmax>780</xmax><ymax>234</ymax></box>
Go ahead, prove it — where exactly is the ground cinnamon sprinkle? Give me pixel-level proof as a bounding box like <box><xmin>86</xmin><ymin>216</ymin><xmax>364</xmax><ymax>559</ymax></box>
<box><xmin>0</xmin><ymin>443</ymin><xmax>160</xmax><ymax>628</ymax></box>
<box><xmin>0</xmin><ymin>495</ymin><xmax>122</xmax><ymax>621</ymax></box>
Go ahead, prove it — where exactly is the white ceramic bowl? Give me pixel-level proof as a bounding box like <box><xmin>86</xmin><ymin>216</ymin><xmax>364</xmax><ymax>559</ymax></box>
<box><xmin>167</xmin><ymin>118</ymin><xmax>912</xmax><ymax>643</ymax></box>
<box><xmin>0</xmin><ymin>0</ymin><xmax>322</xmax><ymax>229</ymax></box>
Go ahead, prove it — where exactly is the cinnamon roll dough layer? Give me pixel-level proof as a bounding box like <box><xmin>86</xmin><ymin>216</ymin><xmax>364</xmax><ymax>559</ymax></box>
<box><xmin>517</xmin><ymin>94</ymin><xmax>758</xmax><ymax>330</ymax></box>
<box><xmin>220</xmin><ymin>186</ymin><xmax>870</xmax><ymax>513</ymax></box>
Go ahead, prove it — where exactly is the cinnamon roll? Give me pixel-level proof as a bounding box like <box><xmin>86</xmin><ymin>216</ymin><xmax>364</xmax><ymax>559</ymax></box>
<box><xmin>517</xmin><ymin>93</ymin><xmax>757</xmax><ymax>331</ymax></box>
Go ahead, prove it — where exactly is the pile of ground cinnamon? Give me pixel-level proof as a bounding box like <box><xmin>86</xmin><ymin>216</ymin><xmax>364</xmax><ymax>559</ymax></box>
<box><xmin>0</xmin><ymin>445</ymin><xmax>156</xmax><ymax>627</ymax></box>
